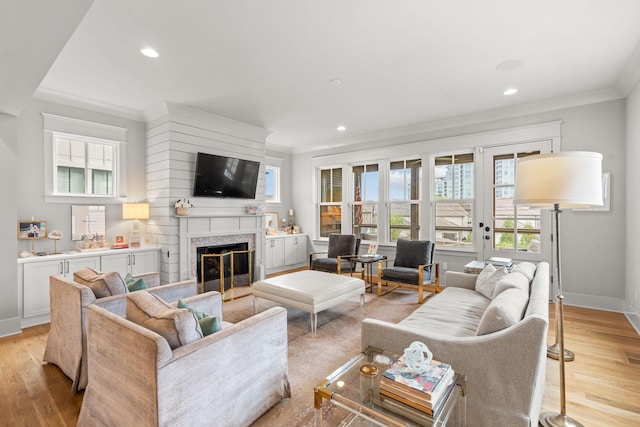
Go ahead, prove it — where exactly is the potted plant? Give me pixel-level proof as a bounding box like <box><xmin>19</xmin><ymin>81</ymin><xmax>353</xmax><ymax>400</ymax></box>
<box><xmin>175</xmin><ymin>199</ymin><xmax>193</xmax><ymax>216</ymax></box>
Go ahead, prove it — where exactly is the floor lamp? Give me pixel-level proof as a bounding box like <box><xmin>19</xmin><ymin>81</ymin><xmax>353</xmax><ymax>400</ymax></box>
<box><xmin>514</xmin><ymin>151</ymin><xmax>603</xmax><ymax>427</ymax></box>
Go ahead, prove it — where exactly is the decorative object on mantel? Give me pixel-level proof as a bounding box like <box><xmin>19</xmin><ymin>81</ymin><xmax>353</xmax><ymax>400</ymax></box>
<box><xmin>287</xmin><ymin>209</ymin><xmax>295</xmax><ymax>234</ymax></box>
<box><xmin>246</xmin><ymin>205</ymin><xmax>264</xmax><ymax>215</ymax></box>
<box><xmin>48</xmin><ymin>230</ymin><xmax>63</xmax><ymax>254</ymax></box>
<box><xmin>175</xmin><ymin>199</ymin><xmax>193</xmax><ymax>216</ymax></box>
<box><xmin>403</xmin><ymin>341</ymin><xmax>433</xmax><ymax>375</ymax></box>
<box><xmin>111</xmin><ymin>234</ymin><xmax>128</xmax><ymax>249</ymax></box>
<box><xmin>76</xmin><ymin>233</ymin><xmax>110</xmax><ymax>251</ymax></box>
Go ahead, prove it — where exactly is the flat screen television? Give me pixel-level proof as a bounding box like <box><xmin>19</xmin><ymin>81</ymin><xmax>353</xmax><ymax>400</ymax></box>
<box><xmin>193</xmin><ymin>152</ymin><xmax>260</xmax><ymax>199</ymax></box>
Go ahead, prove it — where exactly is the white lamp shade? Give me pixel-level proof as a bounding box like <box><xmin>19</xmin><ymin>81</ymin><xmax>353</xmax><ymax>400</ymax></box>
<box><xmin>514</xmin><ymin>151</ymin><xmax>603</xmax><ymax>208</ymax></box>
<box><xmin>122</xmin><ymin>202</ymin><xmax>150</xmax><ymax>220</ymax></box>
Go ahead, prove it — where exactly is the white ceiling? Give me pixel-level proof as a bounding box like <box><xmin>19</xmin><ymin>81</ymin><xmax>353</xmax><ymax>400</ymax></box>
<box><xmin>21</xmin><ymin>1</ymin><xmax>640</xmax><ymax>151</ymax></box>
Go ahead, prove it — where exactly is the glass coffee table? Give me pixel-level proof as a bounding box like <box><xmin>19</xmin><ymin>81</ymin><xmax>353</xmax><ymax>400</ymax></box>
<box><xmin>314</xmin><ymin>346</ymin><xmax>466</xmax><ymax>426</ymax></box>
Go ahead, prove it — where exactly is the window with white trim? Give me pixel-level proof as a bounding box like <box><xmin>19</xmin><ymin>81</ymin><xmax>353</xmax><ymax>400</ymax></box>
<box><xmin>265</xmin><ymin>165</ymin><xmax>281</xmax><ymax>203</ymax></box>
<box><xmin>319</xmin><ymin>167</ymin><xmax>342</xmax><ymax>237</ymax></box>
<box><xmin>352</xmin><ymin>163</ymin><xmax>379</xmax><ymax>241</ymax></box>
<box><xmin>388</xmin><ymin>158</ymin><xmax>421</xmax><ymax>242</ymax></box>
<box><xmin>53</xmin><ymin>132</ymin><xmax>118</xmax><ymax>197</ymax></box>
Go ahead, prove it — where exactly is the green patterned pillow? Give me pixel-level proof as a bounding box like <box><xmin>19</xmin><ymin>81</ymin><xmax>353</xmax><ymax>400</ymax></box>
<box><xmin>124</xmin><ymin>273</ymin><xmax>148</xmax><ymax>292</ymax></box>
<box><xmin>177</xmin><ymin>299</ymin><xmax>221</xmax><ymax>336</ymax></box>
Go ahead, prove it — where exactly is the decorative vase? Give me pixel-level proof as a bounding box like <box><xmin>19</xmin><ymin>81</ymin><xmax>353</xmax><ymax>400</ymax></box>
<box><xmin>176</xmin><ymin>207</ymin><xmax>190</xmax><ymax>216</ymax></box>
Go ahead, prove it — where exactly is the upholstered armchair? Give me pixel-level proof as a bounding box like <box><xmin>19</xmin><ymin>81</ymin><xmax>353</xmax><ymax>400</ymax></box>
<box><xmin>377</xmin><ymin>239</ymin><xmax>439</xmax><ymax>303</ymax></box>
<box><xmin>77</xmin><ymin>292</ymin><xmax>290</xmax><ymax>427</ymax></box>
<box><xmin>43</xmin><ymin>272</ymin><xmax>198</xmax><ymax>392</ymax></box>
<box><xmin>309</xmin><ymin>233</ymin><xmax>361</xmax><ymax>274</ymax></box>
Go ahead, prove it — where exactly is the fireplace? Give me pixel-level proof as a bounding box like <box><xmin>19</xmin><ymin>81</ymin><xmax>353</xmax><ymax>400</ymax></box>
<box><xmin>197</xmin><ymin>242</ymin><xmax>254</xmax><ymax>293</ymax></box>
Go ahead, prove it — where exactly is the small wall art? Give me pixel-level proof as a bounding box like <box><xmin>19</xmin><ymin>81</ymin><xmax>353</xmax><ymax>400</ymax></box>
<box><xmin>17</xmin><ymin>220</ymin><xmax>47</xmax><ymax>240</ymax></box>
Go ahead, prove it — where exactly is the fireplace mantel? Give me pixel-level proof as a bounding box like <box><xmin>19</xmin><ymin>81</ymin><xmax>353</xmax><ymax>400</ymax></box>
<box><xmin>177</xmin><ymin>214</ymin><xmax>265</xmax><ymax>282</ymax></box>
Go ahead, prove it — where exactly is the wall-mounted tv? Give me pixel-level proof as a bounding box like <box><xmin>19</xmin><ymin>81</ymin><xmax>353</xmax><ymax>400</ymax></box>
<box><xmin>193</xmin><ymin>152</ymin><xmax>260</xmax><ymax>199</ymax></box>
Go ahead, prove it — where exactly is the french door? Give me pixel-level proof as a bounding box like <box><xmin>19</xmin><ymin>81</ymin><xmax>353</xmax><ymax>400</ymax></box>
<box><xmin>480</xmin><ymin>141</ymin><xmax>553</xmax><ymax>264</ymax></box>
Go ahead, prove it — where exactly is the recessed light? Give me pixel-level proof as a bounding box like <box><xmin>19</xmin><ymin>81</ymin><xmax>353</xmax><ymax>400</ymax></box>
<box><xmin>328</xmin><ymin>79</ymin><xmax>342</xmax><ymax>86</ymax></box>
<box><xmin>503</xmin><ymin>88</ymin><xmax>518</xmax><ymax>96</ymax></box>
<box><xmin>337</xmin><ymin>125</ymin><xmax>346</xmax><ymax>132</ymax></box>
<box><xmin>496</xmin><ymin>60</ymin><xmax>523</xmax><ymax>72</ymax></box>
<box><xmin>140</xmin><ymin>47</ymin><xmax>159</xmax><ymax>58</ymax></box>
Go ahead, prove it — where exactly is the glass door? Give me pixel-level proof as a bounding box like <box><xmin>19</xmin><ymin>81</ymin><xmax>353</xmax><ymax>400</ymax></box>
<box><xmin>480</xmin><ymin>141</ymin><xmax>553</xmax><ymax>263</ymax></box>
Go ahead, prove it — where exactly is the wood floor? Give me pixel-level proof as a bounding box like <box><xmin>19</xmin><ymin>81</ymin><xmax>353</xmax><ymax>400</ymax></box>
<box><xmin>1</xmin><ymin>304</ymin><xmax>639</xmax><ymax>426</ymax></box>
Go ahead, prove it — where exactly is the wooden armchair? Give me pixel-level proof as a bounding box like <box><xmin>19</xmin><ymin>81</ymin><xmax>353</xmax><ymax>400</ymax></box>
<box><xmin>377</xmin><ymin>239</ymin><xmax>439</xmax><ymax>303</ymax></box>
<box><xmin>309</xmin><ymin>233</ymin><xmax>360</xmax><ymax>274</ymax></box>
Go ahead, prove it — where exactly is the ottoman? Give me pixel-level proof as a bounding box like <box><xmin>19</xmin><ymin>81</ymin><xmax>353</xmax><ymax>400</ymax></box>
<box><xmin>252</xmin><ymin>270</ymin><xmax>365</xmax><ymax>333</ymax></box>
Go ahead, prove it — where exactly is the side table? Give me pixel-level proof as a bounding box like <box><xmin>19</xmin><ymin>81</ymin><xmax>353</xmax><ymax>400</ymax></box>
<box><xmin>351</xmin><ymin>255</ymin><xmax>387</xmax><ymax>292</ymax></box>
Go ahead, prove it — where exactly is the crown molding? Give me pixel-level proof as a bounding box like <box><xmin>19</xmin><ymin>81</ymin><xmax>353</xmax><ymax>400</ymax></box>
<box><xmin>33</xmin><ymin>87</ymin><xmax>145</xmax><ymax>122</ymax></box>
<box><xmin>616</xmin><ymin>39</ymin><xmax>640</xmax><ymax>96</ymax></box>
<box><xmin>288</xmin><ymin>88</ymin><xmax>624</xmax><ymax>154</ymax></box>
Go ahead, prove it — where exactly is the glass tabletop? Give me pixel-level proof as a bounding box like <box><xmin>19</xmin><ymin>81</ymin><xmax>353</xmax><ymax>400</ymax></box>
<box><xmin>315</xmin><ymin>346</ymin><xmax>466</xmax><ymax>426</ymax></box>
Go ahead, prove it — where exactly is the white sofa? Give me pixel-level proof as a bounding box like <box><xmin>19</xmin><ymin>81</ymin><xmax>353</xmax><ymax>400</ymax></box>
<box><xmin>78</xmin><ymin>292</ymin><xmax>291</xmax><ymax>427</ymax></box>
<box><xmin>362</xmin><ymin>262</ymin><xmax>549</xmax><ymax>427</ymax></box>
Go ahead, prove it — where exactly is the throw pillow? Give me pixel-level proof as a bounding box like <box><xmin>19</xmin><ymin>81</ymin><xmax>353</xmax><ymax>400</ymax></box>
<box><xmin>475</xmin><ymin>288</ymin><xmax>529</xmax><ymax>335</ymax></box>
<box><xmin>126</xmin><ymin>292</ymin><xmax>203</xmax><ymax>349</ymax></box>
<box><xmin>73</xmin><ymin>268</ymin><xmax>127</xmax><ymax>298</ymax></box>
<box><xmin>492</xmin><ymin>271</ymin><xmax>529</xmax><ymax>299</ymax></box>
<box><xmin>177</xmin><ymin>299</ymin><xmax>222</xmax><ymax>336</ymax></box>
<box><xmin>475</xmin><ymin>264</ymin><xmax>508</xmax><ymax>299</ymax></box>
<box><xmin>124</xmin><ymin>273</ymin><xmax>148</xmax><ymax>292</ymax></box>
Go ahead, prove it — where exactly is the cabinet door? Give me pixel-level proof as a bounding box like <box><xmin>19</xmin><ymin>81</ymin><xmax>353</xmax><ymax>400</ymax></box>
<box><xmin>284</xmin><ymin>236</ymin><xmax>307</xmax><ymax>266</ymax></box>
<box><xmin>266</xmin><ymin>238</ymin><xmax>285</xmax><ymax>269</ymax></box>
<box><xmin>23</xmin><ymin>260</ymin><xmax>62</xmax><ymax>318</ymax></box>
<box><xmin>100</xmin><ymin>252</ymin><xmax>132</xmax><ymax>277</ymax></box>
<box><xmin>131</xmin><ymin>250</ymin><xmax>159</xmax><ymax>275</ymax></box>
<box><xmin>66</xmin><ymin>256</ymin><xmax>100</xmax><ymax>277</ymax></box>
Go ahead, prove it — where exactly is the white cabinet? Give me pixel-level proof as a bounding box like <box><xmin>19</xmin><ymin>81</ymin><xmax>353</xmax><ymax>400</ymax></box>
<box><xmin>284</xmin><ymin>235</ymin><xmax>307</xmax><ymax>266</ymax></box>
<box><xmin>100</xmin><ymin>250</ymin><xmax>159</xmax><ymax>278</ymax></box>
<box><xmin>266</xmin><ymin>234</ymin><xmax>307</xmax><ymax>274</ymax></box>
<box><xmin>22</xmin><ymin>255</ymin><xmax>100</xmax><ymax>320</ymax></box>
<box><xmin>18</xmin><ymin>248</ymin><xmax>160</xmax><ymax>328</ymax></box>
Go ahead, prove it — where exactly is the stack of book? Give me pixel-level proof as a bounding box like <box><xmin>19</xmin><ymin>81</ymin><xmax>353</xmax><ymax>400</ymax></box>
<box><xmin>486</xmin><ymin>256</ymin><xmax>514</xmax><ymax>270</ymax></box>
<box><xmin>379</xmin><ymin>356</ymin><xmax>455</xmax><ymax>416</ymax></box>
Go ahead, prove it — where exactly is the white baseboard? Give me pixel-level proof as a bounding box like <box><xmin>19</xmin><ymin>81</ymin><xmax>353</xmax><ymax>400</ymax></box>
<box><xmin>0</xmin><ymin>316</ymin><xmax>22</xmax><ymax>339</ymax></box>
<box><xmin>623</xmin><ymin>300</ymin><xmax>640</xmax><ymax>336</ymax></box>
<box><xmin>564</xmin><ymin>292</ymin><xmax>625</xmax><ymax>312</ymax></box>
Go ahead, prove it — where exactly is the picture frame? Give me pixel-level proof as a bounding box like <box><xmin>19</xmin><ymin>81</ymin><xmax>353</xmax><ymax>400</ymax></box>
<box><xmin>17</xmin><ymin>220</ymin><xmax>48</xmax><ymax>240</ymax></box>
<box><xmin>130</xmin><ymin>236</ymin><xmax>141</xmax><ymax>248</ymax></box>
<box><xmin>265</xmin><ymin>212</ymin><xmax>279</xmax><ymax>229</ymax></box>
<box><xmin>142</xmin><ymin>234</ymin><xmax>156</xmax><ymax>247</ymax></box>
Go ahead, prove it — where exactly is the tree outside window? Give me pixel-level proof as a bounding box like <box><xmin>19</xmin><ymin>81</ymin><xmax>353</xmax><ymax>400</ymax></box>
<box><xmin>389</xmin><ymin>159</ymin><xmax>421</xmax><ymax>242</ymax></box>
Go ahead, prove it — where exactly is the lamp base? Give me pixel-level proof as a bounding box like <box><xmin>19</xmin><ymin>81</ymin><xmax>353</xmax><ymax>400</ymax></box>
<box><xmin>547</xmin><ymin>342</ymin><xmax>575</xmax><ymax>362</ymax></box>
<box><xmin>539</xmin><ymin>412</ymin><xmax>584</xmax><ymax>427</ymax></box>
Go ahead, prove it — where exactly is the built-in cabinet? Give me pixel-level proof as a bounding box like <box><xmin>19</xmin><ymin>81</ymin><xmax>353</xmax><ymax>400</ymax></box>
<box><xmin>265</xmin><ymin>234</ymin><xmax>308</xmax><ymax>274</ymax></box>
<box><xmin>18</xmin><ymin>247</ymin><xmax>160</xmax><ymax>328</ymax></box>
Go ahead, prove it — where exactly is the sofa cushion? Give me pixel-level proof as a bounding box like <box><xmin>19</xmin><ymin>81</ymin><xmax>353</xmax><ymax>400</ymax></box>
<box><xmin>513</xmin><ymin>262</ymin><xmax>537</xmax><ymax>282</ymax></box>
<box><xmin>177</xmin><ymin>299</ymin><xmax>222</xmax><ymax>336</ymax></box>
<box><xmin>74</xmin><ymin>268</ymin><xmax>127</xmax><ymax>298</ymax></box>
<box><xmin>382</xmin><ymin>266</ymin><xmax>434</xmax><ymax>284</ymax></box>
<box><xmin>475</xmin><ymin>264</ymin><xmax>508</xmax><ymax>299</ymax></box>
<box><xmin>126</xmin><ymin>292</ymin><xmax>203</xmax><ymax>349</ymax></box>
<box><xmin>476</xmin><ymin>288</ymin><xmax>529</xmax><ymax>335</ymax></box>
<box><xmin>492</xmin><ymin>272</ymin><xmax>530</xmax><ymax>299</ymax></box>
<box><xmin>400</xmin><ymin>287</ymin><xmax>491</xmax><ymax>337</ymax></box>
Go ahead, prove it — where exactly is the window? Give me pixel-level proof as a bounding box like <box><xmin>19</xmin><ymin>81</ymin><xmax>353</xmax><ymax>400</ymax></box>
<box><xmin>388</xmin><ymin>159</ymin><xmax>421</xmax><ymax>241</ymax></box>
<box><xmin>352</xmin><ymin>164</ymin><xmax>379</xmax><ymax>241</ymax></box>
<box><xmin>54</xmin><ymin>133</ymin><xmax>116</xmax><ymax>196</ymax></box>
<box><xmin>319</xmin><ymin>167</ymin><xmax>342</xmax><ymax>237</ymax></box>
<box><xmin>493</xmin><ymin>152</ymin><xmax>541</xmax><ymax>252</ymax></box>
<box><xmin>434</xmin><ymin>153</ymin><xmax>474</xmax><ymax>249</ymax></box>
<box><xmin>265</xmin><ymin>165</ymin><xmax>281</xmax><ymax>203</ymax></box>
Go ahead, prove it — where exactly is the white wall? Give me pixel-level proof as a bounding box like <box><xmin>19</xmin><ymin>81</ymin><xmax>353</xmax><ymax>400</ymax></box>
<box><xmin>292</xmin><ymin>99</ymin><xmax>628</xmax><ymax>313</ymax></box>
<box><xmin>266</xmin><ymin>148</ymin><xmax>294</xmax><ymax>227</ymax></box>
<box><xmin>626</xmin><ymin>81</ymin><xmax>640</xmax><ymax>332</ymax></box>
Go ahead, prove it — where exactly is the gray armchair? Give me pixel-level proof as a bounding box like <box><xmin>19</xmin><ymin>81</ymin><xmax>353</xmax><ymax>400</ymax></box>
<box><xmin>309</xmin><ymin>233</ymin><xmax>360</xmax><ymax>274</ymax></box>
<box><xmin>377</xmin><ymin>239</ymin><xmax>439</xmax><ymax>303</ymax></box>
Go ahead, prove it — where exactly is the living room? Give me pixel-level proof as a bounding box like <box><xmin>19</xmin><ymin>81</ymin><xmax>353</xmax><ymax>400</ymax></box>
<box><xmin>1</xmin><ymin>1</ymin><xmax>640</xmax><ymax>425</ymax></box>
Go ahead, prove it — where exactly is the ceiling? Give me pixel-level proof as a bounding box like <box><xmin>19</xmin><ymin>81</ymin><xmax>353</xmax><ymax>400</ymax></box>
<box><xmin>11</xmin><ymin>1</ymin><xmax>640</xmax><ymax>151</ymax></box>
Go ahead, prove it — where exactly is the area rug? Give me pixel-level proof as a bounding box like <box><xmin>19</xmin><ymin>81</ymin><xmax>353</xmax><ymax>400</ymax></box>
<box><xmin>222</xmin><ymin>289</ymin><xmax>423</xmax><ymax>426</ymax></box>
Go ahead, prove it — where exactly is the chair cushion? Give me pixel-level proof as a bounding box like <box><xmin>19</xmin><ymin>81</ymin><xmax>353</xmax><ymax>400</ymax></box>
<box><xmin>126</xmin><ymin>292</ymin><xmax>203</xmax><ymax>349</ymax></box>
<box><xmin>475</xmin><ymin>264</ymin><xmax>508</xmax><ymax>299</ymax></box>
<box><xmin>74</xmin><ymin>268</ymin><xmax>127</xmax><ymax>298</ymax></box>
<box><xmin>394</xmin><ymin>240</ymin><xmax>432</xmax><ymax>269</ymax></box>
<box><xmin>382</xmin><ymin>266</ymin><xmax>433</xmax><ymax>284</ymax></box>
<box><xmin>476</xmin><ymin>288</ymin><xmax>529</xmax><ymax>335</ymax></box>
<box><xmin>327</xmin><ymin>234</ymin><xmax>358</xmax><ymax>258</ymax></box>
<box><xmin>311</xmin><ymin>257</ymin><xmax>354</xmax><ymax>273</ymax></box>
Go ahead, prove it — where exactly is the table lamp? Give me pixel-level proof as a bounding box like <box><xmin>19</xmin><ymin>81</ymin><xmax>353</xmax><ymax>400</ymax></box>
<box><xmin>514</xmin><ymin>151</ymin><xmax>603</xmax><ymax>427</ymax></box>
<box><xmin>122</xmin><ymin>202</ymin><xmax>150</xmax><ymax>237</ymax></box>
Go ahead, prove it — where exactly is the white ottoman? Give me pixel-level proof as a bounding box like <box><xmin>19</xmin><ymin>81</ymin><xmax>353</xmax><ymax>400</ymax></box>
<box><xmin>252</xmin><ymin>270</ymin><xmax>365</xmax><ymax>333</ymax></box>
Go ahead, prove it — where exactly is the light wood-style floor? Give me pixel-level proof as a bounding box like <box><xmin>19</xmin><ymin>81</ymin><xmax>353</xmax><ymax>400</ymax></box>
<box><xmin>1</xmin><ymin>303</ymin><xmax>639</xmax><ymax>426</ymax></box>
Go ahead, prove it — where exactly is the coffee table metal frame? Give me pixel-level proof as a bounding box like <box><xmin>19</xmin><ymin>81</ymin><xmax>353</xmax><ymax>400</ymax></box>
<box><xmin>314</xmin><ymin>346</ymin><xmax>466</xmax><ymax>426</ymax></box>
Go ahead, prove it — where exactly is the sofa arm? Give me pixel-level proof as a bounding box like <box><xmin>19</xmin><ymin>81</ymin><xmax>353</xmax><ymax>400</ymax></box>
<box><xmin>170</xmin><ymin>291</ymin><xmax>223</xmax><ymax>321</ymax></box>
<box><xmin>148</xmin><ymin>279</ymin><xmax>198</xmax><ymax>303</ymax></box>
<box><xmin>134</xmin><ymin>272</ymin><xmax>160</xmax><ymax>287</ymax></box>
<box><xmin>444</xmin><ymin>270</ymin><xmax>477</xmax><ymax>290</ymax></box>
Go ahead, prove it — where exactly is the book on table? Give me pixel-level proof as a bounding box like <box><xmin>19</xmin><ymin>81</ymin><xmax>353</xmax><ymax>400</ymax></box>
<box><xmin>380</xmin><ymin>377</ymin><xmax>456</xmax><ymax>416</ymax></box>
<box><xmin>379</xmin><ymin>355</ymin><xmax>455</xmax><ymax>415</ymax></box>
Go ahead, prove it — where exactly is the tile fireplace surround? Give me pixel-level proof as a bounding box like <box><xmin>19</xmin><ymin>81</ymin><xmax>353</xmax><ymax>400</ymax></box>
<box><xmin>177</xmin><ymin>214</ymin><xmax>265</xmax><ymax>284</ymax></box>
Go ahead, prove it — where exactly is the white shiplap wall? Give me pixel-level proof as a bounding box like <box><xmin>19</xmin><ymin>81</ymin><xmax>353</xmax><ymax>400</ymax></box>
<box><xmin>145</xmin><ymin>102</ymin><xmax>268</xmax><ymax>283</ymax></box>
